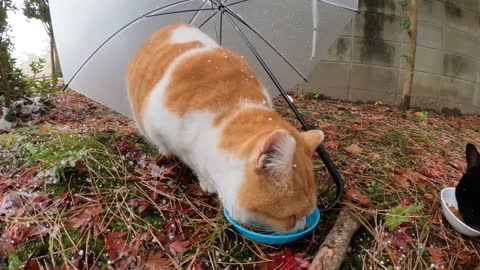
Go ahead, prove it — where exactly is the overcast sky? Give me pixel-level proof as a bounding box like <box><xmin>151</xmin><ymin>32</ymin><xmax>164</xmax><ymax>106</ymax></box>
<box><xmin>7</xmin><ymin>0</ymin><xmax>49</xmax><ymax>65</ymax></box>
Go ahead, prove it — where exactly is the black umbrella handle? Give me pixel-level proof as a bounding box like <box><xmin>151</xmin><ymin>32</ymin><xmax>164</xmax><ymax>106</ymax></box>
<box><xmin>315</xmin><ymin>145</ymin><xmax>344</xmax><ymax>210</ymax></box>
<box><xmin>223</xmin><ymin>11</ymin><xmax>344</xmax><ymax>211</ymax></box>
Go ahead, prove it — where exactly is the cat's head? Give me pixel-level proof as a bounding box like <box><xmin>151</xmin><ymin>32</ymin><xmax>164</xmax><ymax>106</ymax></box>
<box><xmin>455</xmin><ymin>143</ymin><xmax>480</xmax><ymax>229</ymax></box>
<box><xmin>238</xmin><ymin>128</ymin><xmax>324</xmax><ymax>233</ymax></box>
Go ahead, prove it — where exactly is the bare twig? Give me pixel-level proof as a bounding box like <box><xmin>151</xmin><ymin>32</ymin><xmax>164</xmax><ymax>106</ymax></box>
<box><xmin>309</xmin><ymin>209</ymin><xmax>366</xmax><ymax>270</ymax></box>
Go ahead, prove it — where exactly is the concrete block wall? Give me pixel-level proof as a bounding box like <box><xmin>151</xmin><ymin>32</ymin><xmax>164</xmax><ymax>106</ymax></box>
<box><xmin>301</xmin><ymin>0</ymin><xmax>480</xmax><ymax>114</ymax></box>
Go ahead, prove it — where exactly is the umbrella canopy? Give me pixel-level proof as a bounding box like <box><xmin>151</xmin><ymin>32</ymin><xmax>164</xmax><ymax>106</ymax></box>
<box><xmin>49</xmin><ymin>0</ymin><xmax>357</xmax><ymax>119</ymax></box>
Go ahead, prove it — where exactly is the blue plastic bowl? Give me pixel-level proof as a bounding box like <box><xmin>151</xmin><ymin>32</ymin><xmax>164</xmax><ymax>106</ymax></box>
<box><xmin>223</xmin><ymin>207</ymin><xmax>320</xmax><ymax>245</ymax></box>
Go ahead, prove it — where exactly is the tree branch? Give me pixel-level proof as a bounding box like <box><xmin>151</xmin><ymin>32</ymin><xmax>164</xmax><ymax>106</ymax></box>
<box><xmin>309</xmin><ymin>209</ymin><xmax>364</xmax><ymax>270</ymax></box>
<box><xmin>399</xmin><ymin>0</ymin><xmax>418</xmax><ymax>111</ymax></box>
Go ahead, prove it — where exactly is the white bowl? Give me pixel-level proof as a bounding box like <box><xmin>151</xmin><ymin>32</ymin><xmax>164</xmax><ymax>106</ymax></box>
<box><xmin>440</xmin><ymin>187</ymin><xmax>480</xmax><ymax>237</ymax></box>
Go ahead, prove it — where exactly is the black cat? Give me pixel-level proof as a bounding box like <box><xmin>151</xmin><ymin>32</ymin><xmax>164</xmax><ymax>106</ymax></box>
<box><xmin>455</xmin><ymin>143</ymin><xmax>480</xmax><ymax>231</ymax></box>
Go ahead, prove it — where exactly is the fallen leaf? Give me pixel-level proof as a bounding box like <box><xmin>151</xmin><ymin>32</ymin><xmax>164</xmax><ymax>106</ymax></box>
<box><xmin>385</xmin><ymin>226</ymin><xmax>412</xmax><ymax>251</ymax></box>
<box><xmin>168</xmin><ymin>240</ymin><xmax>190</xmax><ymax>257</ymax></box>
<box><xmin>324</xmin><ymin>129</ymin><xmax>338</xmax><ymax>137</ymax></box>
<box><xmin>68</xmin><ymin>204</ymin><xmax>103</xmax><ymax>229</ymax></box>
<box><xmin>11</xmin><ymin>166</ymin><xmax>40</xmax><ymax>190</ymax></box>
<box><xmin>345</xmin><ymin>188</ymin><xmax>371</xmax><ymax>205</ymax></box>
<box><xmin>128</xmin><ymin>198</ymin><xmax>152</xmax><ymax>214</ymax></box>
<box><xmin>161</xmin><ymin>167</ymin><xmax>176</xmax><ymax>179</ymax></box>
<box><xmin>105</xmin><ymin>232</ymin><xmax>129</xmax><ymax>260</ymax></box>
<box><xmin>141</xmin><ymin>251</ymin><xmax>171</xmax><ymax>270</ymax></box>
<box><xmin>267</xmin><ymin>248</ymin><xmax>310</xmax><ymax>270</ymax></box>
<box><xmin>31</xmin><ymin>194</ymin><xmax>54</xmax><ymax>211</ymax></box>
<box><xmin>399</xmin><ymin>198</ymin><xmax>412</xmax><ymax>207</ymax></box>
<box><xmin>457</xmin><ymin>251</ymin><xmax>471</xmax><ymax>265</ymax></box>
<box><xmin>23</xmin><ymin>259</ymin><xmax>41</xmax><ymax>270</ymax></box>
<box><xmin>129</xmin><ymin>232</ymin><xmax>150</xmax><ymax>255</ymax></box>
<box><xmin>18</xmin><ymin>166</ymin><xmax>38</xmax><ymax>179</ymax></box>
<box><xmin>257</xmin><ymin>262</ymin><xmax>269</xmax><ymax>270</ymax></box>
<box><xmin>6</xmin><ymin>223</ymin><xmax>46</xmax><ymax>245</ymax></box>
<box><xmin>395</xmin><ymin>168</ymin><xmax>429</xmax><ymax>186</ymax></box>
<box><xmin>394</xmin><ymin>172</ymin><xmax>411</xmax><ymax>188</ymax></box>
<box><xmin>428</xmin><ymin>247</ymin><xmax>444</xmax><ymax>266</ymax></box>
<box><xmin>419</xmin><ymin>166</ymin><xmax>444</xmax><ymax>178</ymax></box>
<box><xmin>116</xmin><ymin>140</ymin><xmax>135</xmax><ymax>155</ymax></box>
<box><xmin>92</xmin><ymin>215</ymin><xmax>107</xmax><ymax>235</ymax></box>
<box><xmin>324</xmin><ymin>140</ymin><xmax>339</xmax><ymax>151</ymax></box>
<box><xmin>347</xmin><ymin>163</ymin><xmax>369</xmax><ymax>174</ymax></box>
<box><xmin>293</xmin><ymin>253</ymin><xmax>311</xmax><ymax>268</ymax></box>
<box><xmin>344</xmin><ymin>144</ymin><xmax>363</xmax><ymax>156</ymax></box>
<box><xmin>368</xmin><ymin>153</ymin><xmax>381</xmax><ymax>160</ymax></box>
<box><xmin>115</xmin><ymin>139</ymin><xmax>145</xmax><ymax>162</ymax></box>
<box><xmin>0</xmin><ymin>177</ymin><xmax>12</xmax><ymax>193</ymax></box>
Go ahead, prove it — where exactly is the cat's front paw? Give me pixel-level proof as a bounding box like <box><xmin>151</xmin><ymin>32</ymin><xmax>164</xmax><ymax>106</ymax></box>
<box><xmin>199</xmin><ymin>179</ymin><xmax>217</xmax><ymax>194</ymax></box>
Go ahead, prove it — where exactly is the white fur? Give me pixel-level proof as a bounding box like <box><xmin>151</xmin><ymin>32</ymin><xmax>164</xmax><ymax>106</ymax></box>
<box><xmin>139</xmin><ymin>28</ymin><xmax>272</xmax><ymax>226</ymax></box>
<box><xmin>169</xmin><ymin>25</ymin><xmax>219</xmax><ymax>48</ymax></box>
<box><xmin>262</xmin><ymin>129</ymin><xmax>296</xmax><ymax>181</ymax></box>
<box><xmin>317</xmin><ymin>130</ymin><xmax>325</xmax><ymax>143</ymax></box>
<box><xmin>289</xmin><ymin>217</ymin><xmax>307</xmax><ymax>233</ymax></box>
<box><xmin>261</xmin><ymin>87</ymin><xmax>272</xmax><ymax>107</ymax></box>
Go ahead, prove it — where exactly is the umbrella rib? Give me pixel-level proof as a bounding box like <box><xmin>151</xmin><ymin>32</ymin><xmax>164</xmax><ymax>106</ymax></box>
<box><xmin>189</xmin><ymin>0</ymin><xmax>209</xmax><ymax>24</ymax></box>
<box><xmin>208</xmin><ymin>1</ymin><xmax>220</xmax><ymax>43</ymax></box>
<box><xmin>216</xmin><ymin>1</ymin><xmax>308</xmax><ymax>82</ymax></box>
<box><xmin>219</xmin><ymin>11</ymin><xmax>223</xmax><ymax>45</ymax></box>
<box><xmin>198</xmin><ymin>11</ymin><xmax>219</xmax><ymax>29</ymax></box>
<box><xmin>146</xmin><ymin>8</ymin><xmax>214</xmax><ymax>18</ymax></box>
<box><xmin>208</xmin><ymin>0</ymin><xmax>223</xmax><ymax>44</ymax></box>
<box><xmin>226</xmin><ymin>0</ymin><xmax>249</xmax><ymax>7</ymax></box>
<box><xmin>223</xmin><ymin>12</ymin><xmax>305</xmax><ymax>128</ymax></box>
<box><xmin>62</xmin><ymin>0</ymin><xmax>196</xmax><ymax>89</ymax></box>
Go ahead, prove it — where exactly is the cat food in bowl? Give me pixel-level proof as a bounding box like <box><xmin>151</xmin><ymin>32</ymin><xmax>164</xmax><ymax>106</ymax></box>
<box><xmin>223</xmin><ymin>207</ymin><xmax>320</xmax><ymax>245</ymax></box>
<box><xmin>440</xmin><ymin>187</ymin><xmax>480</xmax><ymax>237</ymax></box>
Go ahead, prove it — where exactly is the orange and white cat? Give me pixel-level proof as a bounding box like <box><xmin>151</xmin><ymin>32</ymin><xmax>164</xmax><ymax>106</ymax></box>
<box><xmin>126</xmin><ymin>23</ymin><xmax>325</xmax><ymax>233</ymax></box>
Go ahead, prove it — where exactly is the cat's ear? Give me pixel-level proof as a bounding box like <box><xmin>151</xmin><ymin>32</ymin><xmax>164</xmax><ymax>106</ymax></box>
<box><xmin>466</xmin><ymin>143</ymin><xmax>480</xmax><ymax>170</ymax></box>
<box><xmin>301</xmin><ymin>130</ymin><xmax>324</xmax><ymax>155</ymax></box>
<box><xmin>256</xmin><ymin>129</ymin><xmax>296</xmax><ymax>183</ymax></box>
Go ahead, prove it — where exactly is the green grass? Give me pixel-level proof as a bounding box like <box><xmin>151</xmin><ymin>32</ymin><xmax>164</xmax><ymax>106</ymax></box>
<box><xmin>8</xmin><ymin>251</ymin><xmax>22</xmax><ymax>270</ymax></box>
<box><xmin>141</xmin><ymin>211</ymin><xmax>165</xmax><ymax>228</ymax></box>
<box><xmin>0</xmin><ymin>132</ymin><xmax>18</xmax><ymax>148</ymax></box>
<box><xmin>14</xmin><ymin>237</ymin><xmax>49</xmax><ymax>262</ymax></box>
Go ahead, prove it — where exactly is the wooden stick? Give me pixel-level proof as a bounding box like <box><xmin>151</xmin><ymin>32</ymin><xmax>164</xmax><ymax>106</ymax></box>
<box><xmin>309</xmin><ymin>209</ymin><xmax>362</xmax><ymax>270</ymax></box>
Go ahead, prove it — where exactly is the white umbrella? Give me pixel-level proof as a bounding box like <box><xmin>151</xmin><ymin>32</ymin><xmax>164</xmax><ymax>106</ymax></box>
<box><xmin>49</xmin><ymin>0</ymin><xmax>358</xmax><ymax>209</ymax></box>
<box><xmin>50</xmin><ymin>0</ymin><xmax>357</xmax><ymax>118</ymax></box>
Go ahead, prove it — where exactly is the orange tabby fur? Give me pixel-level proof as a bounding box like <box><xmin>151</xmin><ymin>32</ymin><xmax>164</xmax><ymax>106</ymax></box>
<box><xmin>126</xmin><ymin>23</ymin><xmax>324</xmax><ymax>232</ymax></box>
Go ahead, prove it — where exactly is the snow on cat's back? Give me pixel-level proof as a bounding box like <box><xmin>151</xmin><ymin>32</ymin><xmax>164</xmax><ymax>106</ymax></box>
<box><xmin>126</xmin><ymin>23</ymin><xmax>325</xmax><ymax>233</ymax></box>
